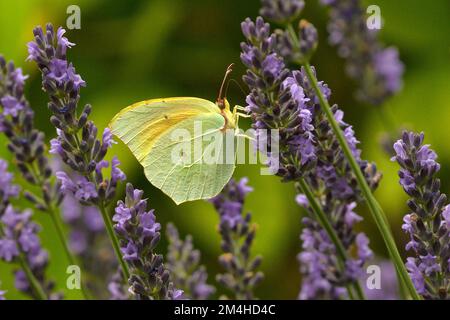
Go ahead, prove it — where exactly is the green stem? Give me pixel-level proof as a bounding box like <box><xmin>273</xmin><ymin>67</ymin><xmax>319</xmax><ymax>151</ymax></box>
<box><xmin>27</xmin><ymin>162</ymin><xmax>93</xmax><ymax>299</ymax></box>
<box><xmin>302</xmin><ymin>62</ymin><xmax>421</xmax><ymax>300</ymax></box>
<box><xmin>298</xmin><ymin>178</ymin><xmax>365</xmax><ymax>300</ymax></box>
<box><xmin>287</xmin><ymin>24</ymin><xmax>300</xmax><ymax>48</ymax></box>
<box><xmin>18</xmin><ymin>255</ymin><xmax>47</xmax><ymax>300</ymax></box>
<box><xmin>72</xmin><ymin>133</ymin><xmax>130</xmax><ymax>281</ymax></box>
<box><xmin>47</xmin><ymin>205</ymin><xmax>92</xmax><ymax>300</ymax></box>
<box><xmin>98</xmin><ymin>203</ymin><xmax>130</xmax><ymax>280</ymax></box>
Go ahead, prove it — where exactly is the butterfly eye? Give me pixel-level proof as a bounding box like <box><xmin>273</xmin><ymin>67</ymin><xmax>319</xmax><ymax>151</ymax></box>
<box><xmin>217</xmin><ymin>98</ymin><xmax>225</xmax><ymax>110</ymax></box>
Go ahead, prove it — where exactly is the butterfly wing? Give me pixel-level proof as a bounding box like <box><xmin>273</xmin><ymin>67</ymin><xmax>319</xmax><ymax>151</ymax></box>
<box><xmin>109</xmin><ymin>97</ymin><xmax>235</xmax><ymax>204</ymax></box>
<box><xmin>109</xmin><ymin>97</ymin><xmax>221</xmax><ymax>162</ymax></box>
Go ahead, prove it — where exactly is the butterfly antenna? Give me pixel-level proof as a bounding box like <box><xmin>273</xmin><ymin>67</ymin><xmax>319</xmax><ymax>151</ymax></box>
<box><xmin>227</xmin><ymin>79</ymin><xmax>247</xmax><ymax>98</ymax></box>
<box><xmin>217</xmin><ymin>63</ymin><xmax>234</xmax><ymax>109</ymax></box>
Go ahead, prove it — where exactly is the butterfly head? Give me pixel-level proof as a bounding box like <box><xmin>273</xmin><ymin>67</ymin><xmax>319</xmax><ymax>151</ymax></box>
<box><xmin>218</xmin><ymin>99</ymin><xmax>236</xmax><ymax>129</ymax></box>
<box><xmin>217</xmin><ymin>97</ymin><xmax>230</xmax><ymax>110</ymax></box>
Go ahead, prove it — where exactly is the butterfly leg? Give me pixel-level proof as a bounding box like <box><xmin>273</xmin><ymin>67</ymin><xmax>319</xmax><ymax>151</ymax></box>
<box><xmin>235</xmin><ymin>105</ymin><xmax>251</xmax><ymax>118</ymax></box>
<box><xmin>236</xmin><ymin>112</ymin><xmax>251</xmax><ymax>118</ymax></box>
<box><xmin>233</xmin><ymin>106</ymin><xmax>251</xmax><ymax>124</ymax></box>
<box><xmin>234</xmin><ymin>114</ymin><xmax>255</xmax><ymax>141</ymax></box>
<box><xmin>231</xmin><ymin>105</ymin><xmax>254</xmax><ymax>141</ymax></box>
<box><xmin>235</xmin><ymin>132</ymin><xmax>255</xmax><ymax>141</ymax></box>
<box><xmin>234</xmin><ymin>105</ymin><xmax>248</xmax><ymax>111</ymax></box>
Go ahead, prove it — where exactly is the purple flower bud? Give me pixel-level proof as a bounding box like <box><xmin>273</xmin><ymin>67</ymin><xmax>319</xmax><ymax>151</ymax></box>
<box><xmin>111</xmin><ymin>156</ymin><xmax>126</xmax><ymax>183</ymax></box>
<box><xmin>56</xmin><ymin>27</ymin><xmax>75</xmax><ymax>53</ymax></box>
<box><xmin>121</xmin><ymin>242</ymin><xmax>138</xmax><ymax>261</ymax></box>
<box><xmin>14</xmin><ymin>270</ymin><xmax>29</xmax><ymax>292</ymax></box>
<box><xmin>113</xmin><ymin>203</ymin><xmax>132</xmax><ymax>226</ymax></box>
<box><xmin>49</xmin><ymin>138</ymin><xmax>64</xmax><ymax>157</ymax></box>
<box><xmin>0</xmin><ymin>95</ymin><xmax>24</xmax><ymax>117</ymax></box>
<box><xmin>102</xmin><ymin>128</ymin><xmax>116</xmax><ymax>149</ymax></box>
<box><xmin>140</xmin><ymin>210</ymin><xmax>160</xmax><ymax>238</ymax></box>
<box><xmin>18</xmin><ymin>223</ymin><xmax>41</xmax><ymax>253</ymax></box>
<box><xmin>295</xmin><ymin>194</ymin><xmax>309</xmax><ymax>208</ymax></box>
<box><xmin>0</xmin><ymin>160</ymin><xmax>20</xmax><ymax>201</ymax></box>
<box><xmin>344</xmin><ymin>202</ymin><xmax>363</xmax><ymax>227</ymax></box>
<box><xmin>26</xmin><ymin>42</ymin><xmax>41</xmax><ymax>62</ymax></box>
<box><xmin>442</xmin><ymin>205</ymin><xmax>450</xmax><ymax>226</ymax></box>
<box><xmin>356</xmin><ymin>233</ymin><xmax>373</xmax><ymax>262</ymax></box>
<box><xmin>406</xmin><ymin>258</ymin><xmax>426</xmax><ymax>295</ymax></box>
<box><xmin>0</xmin><ymin>238</ymin><xmax>19</xmax><ymax>262</ymax></box>
<box><xmin>262</xmin><ymin>53</ymin><xmax>284</xmax><ymax>80</ymax></box>
<box><xmin>74</xmin><ymin>180</ymin><xmax>98</xmax><ymax>202</ymax></box>
<box><xmin>56</xmin><ymin>171</ymin><xmax>77</xmax><ymax>194</ymax></box>
<box><xmin>260</xmin><ymin>0</ymin><xmax>304</xmax><ymax>24</ymax></box>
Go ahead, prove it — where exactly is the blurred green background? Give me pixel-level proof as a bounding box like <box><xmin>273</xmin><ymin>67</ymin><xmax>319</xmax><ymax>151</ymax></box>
<box><xmin>0</xmin><ymin>0</ymin><xmax>449</xmax><ymax>299</ymax></box>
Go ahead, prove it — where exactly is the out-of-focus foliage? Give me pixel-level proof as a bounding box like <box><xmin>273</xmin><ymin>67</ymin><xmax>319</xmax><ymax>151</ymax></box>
<box><xmin>0</xmin><ymin>0</ymin><xmax>449</xmax><ymax>299</ymax></box>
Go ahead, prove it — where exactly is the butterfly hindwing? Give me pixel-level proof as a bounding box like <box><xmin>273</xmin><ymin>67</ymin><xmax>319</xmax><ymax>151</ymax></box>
<box><xmin>142</xmin><ymin>112</ymin><xmax>236</xmax><ymax>204</ymax></box>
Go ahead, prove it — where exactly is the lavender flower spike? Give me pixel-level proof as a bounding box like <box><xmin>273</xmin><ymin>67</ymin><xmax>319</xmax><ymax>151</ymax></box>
<box><xmin>241</xmin><ymin>18</ymin><xmax>316</xmax><ymax>181</ymax></box>
<box><xmin>60</xmin><ymin>190</ymin><xmax>116</xmax><ymax>298</ymax></box>
<box><xmin>1</xmin><ymin>52</ymin><xmax>92</xmax><ymax>299</ymax></box>
<box><xmin>27</xmin><ymin>24</ymin><xmax>125</xmax><ymax>207</ymax></box>
<box><xmin>27</xmin><ymin>23</ymin><xmax>128</xmax><ymax>280</ymax></box>
<box><xmin>320</xmin><ymin>0</ymin><xmax>404</xmax><ymax>105</ymax></box>
<box><xmin>166</xmin><ymin>223</ymin><xmax>215</xmax><ymax>300</ymax></box>
<box><xmin>113</xmin><ymin>183</ymin><xmax>182</xmax><ymax>300</ymax></box>
<box><xmin>0</xmin><ymin>159</ymin><xmax>59</xmax><ymax>300</ymax></box>
<box><xmin>241</xmin><ymin>16</ymin><xmax>379</xmax><ymax>299</ymax></box>
<box><xmin>211</xmin><ymin>178</ymin><xmax>263</xmax><ymax>300</ymax></box>
<box><xmin>0</xmin><ymin>55</ymin><xmax>60</xmax><ymax>212</ymax></box>
<box><xmin>260</xmin><ymin>0</ymin><xmax>304</xmax><ymax>24</ymax></box>
<box><xmin>393</xmin><ymin>131</ymin><xmax>449</xmax><ymax>299</ymax></box>
<box><xmin>297</xmin><ymin>209</ymin><xmax>373</xmax><ymax>300</ymax></box>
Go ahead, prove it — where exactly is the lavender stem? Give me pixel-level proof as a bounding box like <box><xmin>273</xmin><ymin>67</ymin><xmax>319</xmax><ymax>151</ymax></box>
<box><xmin>302</xmin><ymin>61</ymin><xmax>420</xmax><ymax>300</ymax></box>
<box><xmin>17</xmin><ymin>254</ymin><xmax>47</xmax><ymax>300</ymax></box>
<box><xmin>0</xmin><ymin>226</ymin><xmax>47</xmax><ymax>299</ymax></box>
<box><xmin>99</xmin><ymin>203</ymin><xmax>130</xmax><ymax>280</ymax></box>
<box><xmin>297</xmin><ymin>178</ymin><xmax>365</xmax><ymax>299</ymax></box>
<box><xmin>47</xmin><ymin>204</ymin><xmax>92</xmax><ymax>299</ymax></box>
<box><xmin>70</xmin><ymin>133</ymin><xmax>129</xmax><ymax>280</ymax></box>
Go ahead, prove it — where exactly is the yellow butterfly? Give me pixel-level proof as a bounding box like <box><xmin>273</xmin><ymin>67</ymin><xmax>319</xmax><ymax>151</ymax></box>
<box><xmin>109</xmin><ymin>64</ymin><xmax>250</xmax><ymax>204</ymax></box>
